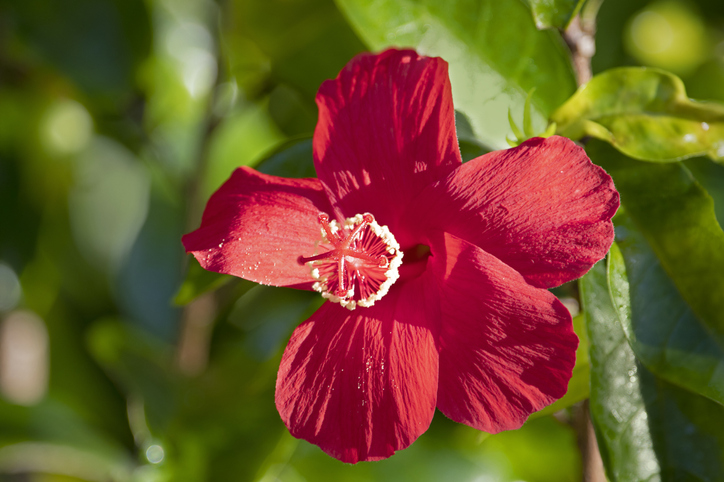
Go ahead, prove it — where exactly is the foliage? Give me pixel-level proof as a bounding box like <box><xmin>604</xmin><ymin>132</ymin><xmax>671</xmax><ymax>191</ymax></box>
<box><xmin>1</xmin><ymin>0</ymin><xmax>723</xmax><ymax>479</ymax></box>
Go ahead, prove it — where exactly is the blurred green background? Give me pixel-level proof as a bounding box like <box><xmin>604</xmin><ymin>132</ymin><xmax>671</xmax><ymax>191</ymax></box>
<box><xmin>0</xmin><ymin>0</ymin><xmax>723</xmax><ymax>480</ymax></box>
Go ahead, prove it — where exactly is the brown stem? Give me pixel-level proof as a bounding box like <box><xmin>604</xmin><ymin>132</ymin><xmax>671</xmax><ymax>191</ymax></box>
<box><xmin>575</xmin><ymin>400</ymin><xmax>607</xmax><ymax>482</ymax></box>
<box><xmin>564</xmin><ymin>6</ymin><xmax>608</xmax><ymax>479</ymax></box>
<box><xmin>176</xmin><ymin>292</ymin><xmax>217</xmax><ymax>375</ymax></box>
<box><xmin>564</xmin><ymin>15</ymin><xmax>596</xmax><ymax>86</ymax></box>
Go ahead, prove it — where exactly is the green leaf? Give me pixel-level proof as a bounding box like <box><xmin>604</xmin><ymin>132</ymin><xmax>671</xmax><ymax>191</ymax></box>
<box><xmin>685</xmin><ymin>157</ymin><xmax>724</xmax><ymax>228</ymax></box>
<box><xmin>532</xmin><ymin>313</ymin><xmax>589</xmax><ymax>418</ymax></box>
<box><xmin>336</xmin><ymin>0</ymin><xmax>577</xmax><ymax>150</ymax></box>
<box><xmin>255</xmin><ymin>137</ymin><xmax>316</xmax><ymax>178</ymax></box>
<box><xmin>524</xmin><ymin>0</ymin><xmax>585</xmax><ymax>30</ymax></box>
<box><xmin>588</xmin><ymin>140</ymin><xmax>724</xmax><ymax>348</ymax></box>
<box><xmin>553</xmin><ymin>68</ymin><xmax>724</xmax><ymax>162</ymax></box>
<box><xmin>202</xmin><ymin>103</ymin><xmax>285</xmax><ymax>202</ymax></box>
<box><xmin>608</xmin><ymin>217</ymin><xmax>724</xmax><ymax>405</ymax></box>
<box><xmin>5</xmin><ymin>0</ymin><xmax>151</xmax><ymax>100</ymax></box>
<box><xmin>224</xmin><ymin>0</ymin><xmax>365</xmax><ymax>101</ymax></box>
<box><xmin>227</xmin><ymin>284</ymin><xmax>321</xmax><ymax>360</ymax></box>
<box><xmin>581</xmin><ymin>261</ymin><xmax>724</xmax><ymax>482</ymax></box>
<box><xmin>455</xmin><ymin>110</ymin><xmax>489</xmax><ymax>161</ymax></box>
<box><xmin>173</xmin><ymin>257</ymin><xmax>235</xmax><ymax>306</ymax></box>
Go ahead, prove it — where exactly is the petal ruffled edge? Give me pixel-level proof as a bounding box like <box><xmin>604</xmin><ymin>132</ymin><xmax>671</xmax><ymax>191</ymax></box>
<box><xmin>313</xmin><ymin>48</ymin><xmax>461</xmax><ymax>241</ymax></box>
<box><xmin>428</xmin><ymin>231</ymin><xmax>578</xmax><ymax>432</ymax></box>
<box><xmin>403</xmin><ymin>136</ymin><xmax>619</xmax><ymax>288</ymax></box>
<box><xmin>182</xmin><ymin>167</ymin><xmax>334</xmax><ymax>289</ymax></box>
<box><xmin>275</xmin><ymin>273</ymin><xmax>440</xmax><ymax>463</ymax></box>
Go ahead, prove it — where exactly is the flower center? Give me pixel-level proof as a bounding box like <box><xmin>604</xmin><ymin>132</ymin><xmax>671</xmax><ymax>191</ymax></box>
<box><xmin>300</xmin><ymin>212</ymin><xmax>403</xmax><ymax>310</ymax></box>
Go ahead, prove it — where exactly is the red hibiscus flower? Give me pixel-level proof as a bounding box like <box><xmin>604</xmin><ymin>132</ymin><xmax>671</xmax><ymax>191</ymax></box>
<box><xmin>182</xmin><ymin>49</ymin><xmax>619</xmax><ymax>463</ymax></box>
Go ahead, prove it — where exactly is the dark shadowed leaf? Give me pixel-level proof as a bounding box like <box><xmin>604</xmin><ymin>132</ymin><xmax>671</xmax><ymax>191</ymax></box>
<box><xmin>554</xmin><ymin>68</ymin><xmax>724</xmax><ymax>162</ymax></box>
<box><xmin>608</xmin><ymin>216</ymin><xmax>724</xmax><ymax>405</ymax></box>
<box><xmin>3</xmin><ymin>0</ymin><xmax>151</xmax><ymax>100</ymax></box>
<box><xmin>588</xmin><ymin>140</ymin><xmax>724</xmax><ymax>348</ymax></box>
<box><xmin>685</xmin><ymin>157</ymin><xmax>724</xmax><ymax>228</ymax></box>
<box><xmin>255</xmin><ymin>137</ymin><xmax>316</xmax><ymax>178</ymax></box>
<box><xmin>336</xmin><ymin>0</ymin><xmax>577</xmax><ymax>149</ymax></box>
<box><xmin>223</xmin><ymin>0</ymin><xmax>365</xmax><ymax>101</ymax></box>
<box><xmin>86</xmin><ymin>319</ymin><xmax>178</xmax><ymax>434</ymax></box>
<box><xmin>581</xmin><ymin>260</ymin><xmax>724</xmax><ymax>482</ymax></box>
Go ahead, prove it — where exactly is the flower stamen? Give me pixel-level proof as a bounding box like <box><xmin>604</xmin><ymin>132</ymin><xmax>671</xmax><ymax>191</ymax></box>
<box><xmin>302</xmin><ymin>212</ymin><xmax>403</xmax><ymax>310</ymax></box>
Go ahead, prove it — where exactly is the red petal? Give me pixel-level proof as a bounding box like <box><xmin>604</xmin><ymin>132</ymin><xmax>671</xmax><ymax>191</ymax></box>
<box><xmin>429</xmin><ymin>231</ymin><xmax>577</xmax><ymax>432</ymax></box>
<box><xmin>404</xmin><ymin>136</ymin><xmax>619</xmax><ymax>288</ymax></box>
<box><xmin>182</xmin><ymin>167</ymin><xmax>334</xmax><ymax>288</ymax></box>
<box><xmin>314</xmin><ymin>49</ymin><xmax>461</xmax><ymax>240</ymax></box>
<box><xmin>275</xmin><ymin>275</ymin><xmax>440</xmax><ymax>463</ymax></box>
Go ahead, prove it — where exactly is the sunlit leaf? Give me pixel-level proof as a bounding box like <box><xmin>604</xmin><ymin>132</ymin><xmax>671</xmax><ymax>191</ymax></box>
<box><xmin>581</xmin><ymin>260</ymin><xmax>724</xmax><ymax>482</ymax></box>
<box><xmin>608</xmin><ymin>217</ymin><xmax>724</xmax><ymax>405</ymax></box>
<box><xmin>524</xmin><ymin>0</ymin><xmax>585</xmax><ymax>30</ymax></box>
<box><xmin>506</xmin><ymin>88</ymin><xmax>557</xmax><ymax>146</ymax></box>
<box><xmin>553</xmin><ymin>68</ymin><xmax>724</xmax><ymax>162</ymax></box>
<box><xmin>336</xmin><ymin>0</ymin><xmax>577</xmax><ymax>149</ymax></box>
<box><xmin>588</xmin><ymin>140</ymin><xmax>724</xmax><ymax>347</ymax></box>
<box><xmin>507</xmin><ymin>109</ymin><xmax>525</xmax><ymax>147</ymax></box>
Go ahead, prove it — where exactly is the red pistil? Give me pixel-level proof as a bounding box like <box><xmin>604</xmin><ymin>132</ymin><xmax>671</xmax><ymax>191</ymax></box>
<box><xmin>301</xmin><ymin>212</ymin><xmax>402</xmax><ymax>309</ymax></box>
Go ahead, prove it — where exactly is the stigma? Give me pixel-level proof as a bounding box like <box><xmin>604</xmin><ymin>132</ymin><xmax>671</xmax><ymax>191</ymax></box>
<box><xmin>300</xmin><ymin>212</ymin><xmax>403</xmax><ymax>310</ymax></box>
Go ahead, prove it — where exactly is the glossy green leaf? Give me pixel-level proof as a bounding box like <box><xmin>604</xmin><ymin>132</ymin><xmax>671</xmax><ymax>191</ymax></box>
<box><xmin>581</xmin><ymin>261</ymin><xmax>724</xmax><ymax>482</ymax></box>
<box><xmin>553</xmin><ymin>68</ymin><xmax>724</xmax><ymax>162</ymax></box>
<box><xmin>608</xmin><ymin>216</ymin><xmax>724</xmax><ymax>405</ymax></box>
<box><xmin>336</xmin><ymin>0</ymin><xmax>577</xmax><ymax>149</ymax></box>
<box><xmin>588</xmin><ymin>140</ymin><xmax>724</xmax><ymax>347</ymax></box>
<box><xmin>525</xmin><ymin>0</ymin><xmax>585</xmax><ymax>30</ymax></box>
